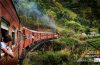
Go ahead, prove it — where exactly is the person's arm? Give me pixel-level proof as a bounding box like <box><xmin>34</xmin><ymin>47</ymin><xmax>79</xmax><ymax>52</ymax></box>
<box><xmin>1</xmin><ymin>48</ymin><xmax>14</xmax><ymax>58</ymax></box>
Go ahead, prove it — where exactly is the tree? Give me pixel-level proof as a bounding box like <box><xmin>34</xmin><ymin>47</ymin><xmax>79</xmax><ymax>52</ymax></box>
<box><xmin>65</xmin><ymin>21</ymin><xmax>81</xmax><ymax>32</ymax></box>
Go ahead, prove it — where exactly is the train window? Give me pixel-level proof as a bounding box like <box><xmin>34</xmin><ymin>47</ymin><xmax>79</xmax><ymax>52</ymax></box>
<box><xmin>1</xmin><ymin>18</ymin><xmax>9</xmax><ymax>38</ymax></box>
<box><xmin>12</xmin><ymin>26</ymin><xmax>16</xmax><ymax>45</ymax></box>
<box><xmin>17</xmin><ymin>30</ymin><xmax>23</xmax><ymax>41</ymax></box>
<box><xmin>32</xmin><ymin>33</ymin><xmax>34</xmax><ymax>36</ymax></box>
<box><xmin>1</xmin><ymin>19</ymin><xmax>9</xmax><ymax>31</ymax></box>
<box><xmin>28</xmin><ymin>35</ymin><xmax>30</xmax><ymax>39</ymax></box>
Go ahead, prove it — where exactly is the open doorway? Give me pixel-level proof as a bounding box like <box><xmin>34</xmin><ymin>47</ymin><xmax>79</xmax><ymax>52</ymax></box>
<box><xmin>1</xmin><ymin>18</ymin><xmax>9</xmax><ymax>40</ymax></box>
<box><xmin>0</xmin><ymin>18</ymin><xmax>9</xmax><ymax>57</ymax></box>
<box><xmin>1</xmin><ymin>28</ymin><xmax>9</xmax><ymax>41</ymax></box>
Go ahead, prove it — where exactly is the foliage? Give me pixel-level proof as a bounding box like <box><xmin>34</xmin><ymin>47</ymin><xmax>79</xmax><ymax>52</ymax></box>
<box><xmin>23</xmin><ymin>50</ymin><xmax>100</xmax><ymax>65</ymax></box>
<box><xmin>87</xmin><ymin>38</ymin><xmax>100</xmax><ymax>50</ymax></box>
<box><xmin>65</xmin><ymin>21</ymin><xmax>82</xmax><ymax>32</ymax></box>
<box><xmin>36</xmin><ymin>0</ymin><xmax>100</xmax><ymax>33</ymax></box>
<box><xmin>42</xmin><ymin>52</ymin><xmax>63</xmax><ymax>65</ymax></box>
<box><xmin>13</xmin><ymin>0</ymin><xmax>100</xmax><ymax>33</ymax></box>
<box><xmin>23</xmin><ymin>51</ymin><xmax>75</xmax><ymax>65</ymax></box>
<box><xmin>52</xmin><ymin>41</ymin><xmax>66</xmax><ymax>51</ymax></box>
<box><xmin>60</xmin><ymin>37</ymin><xmax>79</xmax><ymax>46</ymax></box>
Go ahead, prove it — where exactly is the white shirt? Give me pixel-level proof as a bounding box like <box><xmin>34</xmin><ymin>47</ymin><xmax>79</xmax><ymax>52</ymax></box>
<box><xmin>0</xmin><ymin>42</ymin><xmax>7</xmax><ymax>49</ymax></box>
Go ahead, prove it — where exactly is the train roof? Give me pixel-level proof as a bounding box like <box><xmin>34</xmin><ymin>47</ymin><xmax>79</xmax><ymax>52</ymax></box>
<box><xmin>23</xmin><ymin>27</ymin><xmax>54</xmax><ymax>34</ymax></box>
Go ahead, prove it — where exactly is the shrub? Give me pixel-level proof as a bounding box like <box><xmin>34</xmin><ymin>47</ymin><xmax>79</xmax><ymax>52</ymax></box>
<box><xmin>87</xmin><ymin>38</ymin><xmax>100</xmax><ymax>50</ymax></box>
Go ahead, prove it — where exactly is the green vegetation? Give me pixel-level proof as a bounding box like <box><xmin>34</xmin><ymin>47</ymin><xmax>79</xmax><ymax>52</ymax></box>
<box><xmin>35</xmin><ymin>0</ymin><xmax>100</xmax><ymax>33</ymax></box>
<box><xmin>23</xmin><ymin>36</ymin><xmax>100</xmax><ymax>65</ymax></box>
<box><xmin>87</xmin><ymin>38</ymin><xmax>100</xmax><ymax>50</ymax></box>
<box><xmin>13</xmin><ymin>0</ymin><xmax>100</xmax><ymax>32</ymax></box>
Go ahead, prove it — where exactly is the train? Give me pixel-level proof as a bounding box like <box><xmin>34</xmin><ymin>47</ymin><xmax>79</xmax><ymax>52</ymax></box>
<box><xmin>0</xmin><ymin>0</ymin><xmax>58</xmax><ymax>65</ymax></box>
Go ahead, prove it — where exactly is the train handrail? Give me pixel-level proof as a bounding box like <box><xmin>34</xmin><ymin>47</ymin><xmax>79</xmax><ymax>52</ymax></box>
<box><xmin>0</xmin><ymin>17</ymin><xmax>1</xmax><ymax>58</ymax></box>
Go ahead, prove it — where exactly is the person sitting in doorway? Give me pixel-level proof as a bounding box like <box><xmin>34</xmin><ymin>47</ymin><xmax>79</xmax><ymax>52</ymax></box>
<box><xmin>0</xmin><ymin>35</ymin><xmax>14</xmax><ymax>58</ymax></box>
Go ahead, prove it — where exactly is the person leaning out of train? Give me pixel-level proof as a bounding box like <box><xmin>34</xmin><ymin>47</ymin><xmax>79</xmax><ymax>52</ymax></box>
<box><xmin>0</xmin><ymin>35</ymin><xmax>14</xmax><ymax>58</ymax></box>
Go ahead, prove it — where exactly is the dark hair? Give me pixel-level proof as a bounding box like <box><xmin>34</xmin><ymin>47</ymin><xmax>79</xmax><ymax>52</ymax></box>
<box><xmin>3</xmin><ymin>35</ymin><xmax>12</xmax><ymax>43</ymax></box>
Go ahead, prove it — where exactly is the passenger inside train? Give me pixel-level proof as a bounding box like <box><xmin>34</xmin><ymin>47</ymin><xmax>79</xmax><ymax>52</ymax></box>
<box><xmin>0</xmin><ymin>35</ymin><xmax>14</xmax><ymax>58</ymax></box>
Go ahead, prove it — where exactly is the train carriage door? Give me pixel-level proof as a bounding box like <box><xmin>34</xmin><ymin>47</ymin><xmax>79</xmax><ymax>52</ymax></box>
<box><xmin>12</xmin><ymin>26</ymin><xmax>16</xmax><ymax>46</ymax></box>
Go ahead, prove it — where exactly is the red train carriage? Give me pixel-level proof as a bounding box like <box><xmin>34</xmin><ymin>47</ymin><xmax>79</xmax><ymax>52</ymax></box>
<box><xmin>0</xmin><ymin>0</ymin><xmax>19</xmax><ymax>46</ymax></box>
<box><xmin>0</xmin><ymin>0</ymin><xmax>59</xmax><ymax>65</ymax></box>
<box><xmin>0</xmin><ymin>0</ymin><xmax>23</xmax><ymax>65</ymax></box>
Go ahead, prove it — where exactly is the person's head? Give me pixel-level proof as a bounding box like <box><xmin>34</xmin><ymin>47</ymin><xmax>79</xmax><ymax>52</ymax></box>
<box><xmin>3</xmin><ymin>35</ymin><xmax>12</xmax><ymax>45</ymax></box>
